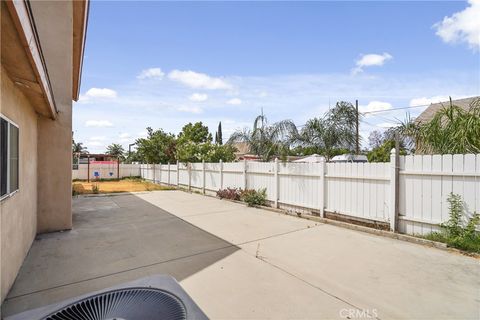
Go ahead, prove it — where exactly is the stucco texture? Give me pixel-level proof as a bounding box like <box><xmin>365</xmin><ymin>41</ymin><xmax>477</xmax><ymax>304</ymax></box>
<box><xmin>31</xmin><ymin>0</ymin><xmax>73</xmax><ymax>233</ymax></box>
<box><xmin>0</xmin><ymin>66</ymin><xmax>38</xmax><ymax>302</ymax></box>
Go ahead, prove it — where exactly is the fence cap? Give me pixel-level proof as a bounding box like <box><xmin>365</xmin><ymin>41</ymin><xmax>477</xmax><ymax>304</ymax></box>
<box><xmin>390</xmin><ymin>148</ymin><xmax>396</xmax><ymax>155</ymax></box>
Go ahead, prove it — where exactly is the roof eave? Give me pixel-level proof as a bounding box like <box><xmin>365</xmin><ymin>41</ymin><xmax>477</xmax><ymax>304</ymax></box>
<box><xmin>72</xmin><ymin>0</ymin><xmax>89</xmax><ymax>102</ymax></box>
<box><xmin>6</xmin><ymin>0</ymin><xmax>57</xmax><ymax>119</ymax></box>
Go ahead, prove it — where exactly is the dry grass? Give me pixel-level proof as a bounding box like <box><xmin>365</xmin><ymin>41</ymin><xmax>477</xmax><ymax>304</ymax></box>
<box><xmin>72</xmin><ymin>178</ymin><xmax>174</xmax><ymax>195</ymax></box>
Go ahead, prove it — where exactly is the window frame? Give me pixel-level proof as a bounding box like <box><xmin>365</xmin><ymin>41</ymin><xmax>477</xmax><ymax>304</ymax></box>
<box><xmin>0</xmin><ymin>114</ymin><xmax>19</xmax><ymax>201</ymax></box>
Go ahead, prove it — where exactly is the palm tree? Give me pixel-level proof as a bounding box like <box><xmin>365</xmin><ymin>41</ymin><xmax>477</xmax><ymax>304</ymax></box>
<box><xmin>400</xmin><ymin>97</ymin><xmax>480</xmax><ymax>154</ymax></box>
<box><xmin>106</xmin><ymin>143</ymin><xmax>126</xmax><ymax>160</ymax></box>
<box><xmin>72</xmin><ymin>139</ymin><xmax>88</xmax><ymax>154</ymax></box>
<box><xmin>228</xmin><ymin>113</ymin><xmax>297</xmax><ymax>161</ymax></box>
<box><xmin>295</xmin><ymin>101</ymin><xmax>358</xmax><ymax>160</ymax></box>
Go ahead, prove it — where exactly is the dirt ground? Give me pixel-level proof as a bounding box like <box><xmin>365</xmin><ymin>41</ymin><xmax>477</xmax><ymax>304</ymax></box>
<box><xmin>72</xmin><ymin>178</ymin><xmax>174</xmax><ymax>194</ymax></box>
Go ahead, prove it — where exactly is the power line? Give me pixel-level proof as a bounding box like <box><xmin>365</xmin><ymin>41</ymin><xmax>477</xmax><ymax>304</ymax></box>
<box><xmin>365</xmin><ymin>112</ymin><xmax>400</xmax><ymax>123</ymax></box>
<box><xmin>361</xmin><ymin>104</ymin><xmax>429</xmax><ymax>115</ymax></box>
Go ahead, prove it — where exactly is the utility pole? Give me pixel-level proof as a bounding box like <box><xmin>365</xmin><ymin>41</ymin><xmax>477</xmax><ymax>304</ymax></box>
<box><xmin>128</xmin><ymin>143</ymin><xmax>136</xmax><ymax>157</ymax></box>
<box><xmin>355</xmin><ymin>99</ymin><xmax>359</xmax><ymax>155</ymax></box>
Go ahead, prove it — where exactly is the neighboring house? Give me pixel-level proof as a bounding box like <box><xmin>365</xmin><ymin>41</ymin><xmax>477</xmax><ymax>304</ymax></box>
<box><xmin>231</xmin><ymin>142</ymin><xmax>252</xmax><ymax>160</ymax></box>
<box><xmin>77</xmin><ymin>154</ymin><xmax>119</xmax><ymax>164</ymax></box>
<box><xmin>0</xmin><ymin>0</ymin><xmax>88</xmax><ymax>303</ymax></box>
<box><xmin>415</xmin><ymin>96</ymin><xmax>480</xmax><ymax>123</ymax></box>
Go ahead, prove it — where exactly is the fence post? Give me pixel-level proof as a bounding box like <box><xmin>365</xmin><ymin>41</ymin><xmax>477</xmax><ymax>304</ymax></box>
<box><xmin>319</xmin><ymin>158</ymin><xmax>325</xmax><ymax>218</ymax></box>
<box><xmin>389</xmin><ymin>148</ymin><xmax>398</xmax><ymax>232</ymax></box>
<box><xmin>167</xmin><ymin>162</ymin><xmax>171</xmax><ymax>185</ymax></box>
<box><xmin>274</xmin><ymin>158</ymin><xmax>279</xmax><ymax>208</ymax></box>
<box><xmin>202</xmin><ymin>160</ymin><xmax>206</xmax><ymax>194</ymax></box>
<box><xmin>243</xmin><ymin>159</ymin><xmax>248</xmax><ymax>190</ymax></box>
<box><xmin>219</xmin><ymin>160</ymin><xmax>223</xmax><ymax>190</ymax></box>
<box><xmin>152</xmin><ymin>163</ymin><xmax>156</xmax><ymax>183</ymax></box>
<box><xmin>188</xmin><ymin>163</ymin><xmax>192</xmax><ymax>191</ymax></box>
<box><xmin>176</xmin><ymin>160</ymin><xmax>180</xmax><ymax>187</ymax></box>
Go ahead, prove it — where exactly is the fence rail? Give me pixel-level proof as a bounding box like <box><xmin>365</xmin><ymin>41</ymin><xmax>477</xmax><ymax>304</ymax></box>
<box><xmin>72</xmin><ymin>151</ymin><xmax>480</xmax><ymax>236</ymax></box>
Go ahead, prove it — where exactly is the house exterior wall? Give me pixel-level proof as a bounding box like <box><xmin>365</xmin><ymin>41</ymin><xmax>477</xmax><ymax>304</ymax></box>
<box><xmin>0</xmin><ymin>66</ymin><xmax>39</xmax><ymax>302</ymax></box>
<box><xmin>31</xmin><ymin>1</ymin><xmax>74</xmax><ymax>232</ymax></box>
<box><xmin>1</xmin><ymin>0</ymin><xmax>77</xmax><ymax>302</ymax></box>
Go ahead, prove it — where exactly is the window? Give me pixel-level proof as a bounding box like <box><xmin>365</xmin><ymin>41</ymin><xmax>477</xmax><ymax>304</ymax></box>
<box><xmin>0</xmin><ymin>115</ymin><xmax>19</xmax><ymax>199</ymax></box>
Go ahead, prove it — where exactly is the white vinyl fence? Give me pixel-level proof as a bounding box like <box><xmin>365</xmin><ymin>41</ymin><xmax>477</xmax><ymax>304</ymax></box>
<box><xmin>72</xmin><ymin>164</ymin><xmax>141</xmax><ymax>180</ymax></box>
<box><xmin>140</xmin><ymin>152</ymin><xmax>480</xmax><ymax>235</ymax></box>
<box><xmin>398</xmin><ymin>154</ymin><xmax>480</xmax><ymax>235</ymax></box>
<box><xmin>72</xmin><ymin>152</ymin><xmax>480</xmax><ymax>236</ymax></box>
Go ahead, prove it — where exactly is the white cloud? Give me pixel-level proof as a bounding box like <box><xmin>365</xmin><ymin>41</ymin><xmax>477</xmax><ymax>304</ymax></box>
<box><xmin>137</xmin><ymin>131</ymin><xmax>148</xmax><ymax>138</ymax></box>
<box><xmin>189</xmin><ymin>93</ymin><xmax>208</xmax><ymax>102</ymax></box>
<box><xmin>85</xmin><ymin>120</ymin><xmax>114</xmax><ymax>127</ymax></box>
<box><xmin>409</xmin><ymin>96</ymin><xmax>450</xmax><ymax>106</ymax></box>
<box><xmin>118</xmin><ymin>133</ymin><xmax>132</xmax><ymax>143</ymax></box>
<box><xmin>433</xmin><ymin>0</ymin><xmax>480</xmax><ymax>50</ymax></box>
<box><xmin>226</xmin><ymin>98</ymin><xmax>242</xmax><ymax>105</ymax></box>
<box><xmin>168</xmin><ymin>70</ymin><xmax>232</xmax><ymax>90</ymax></box>
<box><xmin>137</xmin><ymin>68</ymin><xmax>165</xmax><ymax>80</ymax></box>
<box><xmin>177</xmin><ymin>106</ymin><xmax>203</xmax><ymax>114</ymax></box>
<box><xmin>409</xmin><ymin>95</ymin><xmax>471</xmax><ymax>106</ymax></box>
<box><xmin>87</xmin><ymin>141</ymin><xmax>104</xmax><ymax>147</ymax></box>
<box><xmin>90</xmin><ymin>136</ymin><xmax>106</xmax><ymax>141</ymax></box>
<box><xmin>377</xmin><ymin>122</ymin><xmax>398</xmax><ymax>129</ymax></box>
<box><xmin>359</xmin><ymin>101</ymin><xmax>393</xmax><ymax>114</ymax></box>
<box><xmin>79</xmin><ymin>88</ymin><xmax>117</xmax><ymax>102</ymax></box>
<box><xmin>258</xmin><ymin>91</ymin><xmax>268</xmax><ymax>98</ymax></box>
<box><xmin>352</xmin><ymin>53</ymin><xmax>393</xmax><ymax>74</ymax></box>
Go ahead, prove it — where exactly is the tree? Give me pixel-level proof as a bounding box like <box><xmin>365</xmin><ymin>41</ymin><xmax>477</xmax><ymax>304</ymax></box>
<box><xmin>72</xmin><ymin>139</ymin><xmax>88</xmax><ymax>154</ymax></box>
<box><xmin>294</xmin><ymin>101</ymin><xmax>359</xmax><ymax>160</ymax></box>
<box><xmin>135</xmin><ymin>127</ymin><xmax>176</xmax><ymax>163</ymax></box>
<box><xmin>228</xmin><ymin>113</ymin><xmax>297</xmax><ymax>161</ymax></box>
<box><xmin>209</xmin><ymin>144</ymin><xmax>236</xmax><ymax>162</ymax></box>
<box><xmin>177</xmin><ymin>122</ymin><xmax>212</xmax><ymax>145</ymax></box>
<box><xmin>367</xmin><ymin>140</ymin><xmax>406</xmax><ymax>162</ymax></box>
<box><xmin>401</xmin><ymin>98</ymin><xmax>480</xmax><ymax>154</ymax></box>
<box><xmin>368</xmin><ymin>130</ymin><xmax>384</xmax><ymax>149</ymax></box>
<box><xmin>105</xmin><ymin>143</ymin><xmax>126</xmax><ymax>160</ymax></box>
<box><xmin>326</xmin><ymin>101</ymin><xmax>358</xmax><ymax>150</ymax></box>
<box><xmin>216</xmin><ymin>121</ymin><xmax>223</xmax><ymax>145</ymax></box>
<box><xmin>176</xmin><ymin>141</ymin><xmax>236</xmax><ymax>163</ymax></box>
<box><xmin>124</xmin><ymin>150</ymin><xmax>142</xmax><ymax>164</ymax></box>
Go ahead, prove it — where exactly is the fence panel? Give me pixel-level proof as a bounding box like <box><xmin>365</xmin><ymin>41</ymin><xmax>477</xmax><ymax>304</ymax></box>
<box><xmin>73</xmin><ymin>164</ymin><xmax>141</xmax><ymax>180</ymax></box>
<box><xmin>190</xmin><ymin>163</ymin><xmax>203</xmax><ymax>189</ymax></box>
<box><xmin>205</xmin><ymin>163</ymin><xmax>221</xmax><ymax>191</ymax></box>
<box><xmin>178</xmin><ymin>163</ymin><xmax>189</xmax><ymax>186</ymax></box>
<box><xmin>222</xmin><ymin>162</ymin><xmax>244</xmax><ymax>189</ymax></box>
<box><xmin>170</xmin><ymin>164</ymin><xmax>178</xmax><ymax>185</ymax></box>
<box><xmin>325</xmin><ymin>162</ymin><xmax>390</xmax><ymax>222</ymax></box>
<box><xmin>120</xmin><ymin>164</ymin><xmax>141</xmax><ymax>178</ymax></box>
<box><xmin>398</xmin><ymin>154</ymin><xmax>480</xmax><ymax>235</ymax></box>
<box><xmin>278</xmin><ymin>162</ymin><xmax>321</xmax><ymax>210</ymax></box>
<box><xmin>247</xmin><ymin>162</ymin><xmax>275</xmax><ymax>200</ymax></box>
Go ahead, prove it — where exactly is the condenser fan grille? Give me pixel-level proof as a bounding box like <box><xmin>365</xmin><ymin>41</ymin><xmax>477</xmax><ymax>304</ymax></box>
<box><xmin>43</xmin><ymin>288</ymin><xmax>187</xmax><ymax>320</ymax></box>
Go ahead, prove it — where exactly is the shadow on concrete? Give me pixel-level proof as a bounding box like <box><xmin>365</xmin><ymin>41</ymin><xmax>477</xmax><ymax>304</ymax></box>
<box><xmin>3</xmin><ymin>193</ymin><xmax>238</xmax><ymax>316</ymax></box>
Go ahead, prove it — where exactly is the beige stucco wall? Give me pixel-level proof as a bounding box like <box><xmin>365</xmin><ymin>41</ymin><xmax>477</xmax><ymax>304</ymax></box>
<box><xmin>1</xmin><ymin>1</ymin><xmax>75</xmax><ymax>302</ymax></box>
<box><xmin>0</xmin><ymin>66</ymin><xmax>39</xmax><ymax>302</ymax></box>
<box><xmin>31</xmin><ymin>1</ymin><xmax>74</xmax><ymax>233</ymax></box>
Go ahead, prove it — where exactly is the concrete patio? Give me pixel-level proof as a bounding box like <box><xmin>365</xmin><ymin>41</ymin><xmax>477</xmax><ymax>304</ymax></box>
<box><xmin>3</xmin><ymin>190</ymin><xmax>479</xmax><ymax>319</ymax></box>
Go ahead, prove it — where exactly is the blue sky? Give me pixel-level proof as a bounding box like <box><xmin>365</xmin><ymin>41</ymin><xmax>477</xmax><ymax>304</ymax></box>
<box><xmin>74</xmin><ymin>1</ymin><xmax>480</xmax><ymax>153</ymax></box>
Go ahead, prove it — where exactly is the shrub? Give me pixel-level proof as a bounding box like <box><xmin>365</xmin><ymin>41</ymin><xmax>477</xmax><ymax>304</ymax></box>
<box><xmin>241</xmin><ymin>188</ymin><xmax>268</xmax><ymax>207</ymax></box>
<box><xmin>92</xmin><ymin>183</ymin><xmax>100</xmax><ymax>194</ymax></box>
<box><xmin>217</xmin><ymin>188</ymin><xmax>242</xmax><ymax>201</ymax></box>
<box><xmin>424</xmin><ymin>193</ymin><xmax>480</xmax><ymax>253</ymax></box>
